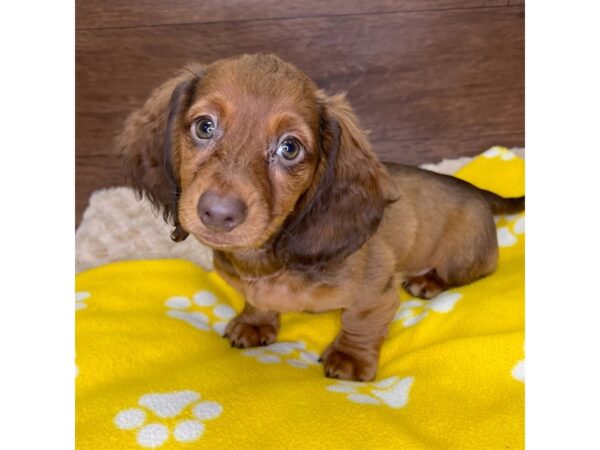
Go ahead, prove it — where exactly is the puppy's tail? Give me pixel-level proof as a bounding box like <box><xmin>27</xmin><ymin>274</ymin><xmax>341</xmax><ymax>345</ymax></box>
<box><xmin>478</xmin><ymin>189</ymin><xmax>525</xmax><ymax>214</ymax></box>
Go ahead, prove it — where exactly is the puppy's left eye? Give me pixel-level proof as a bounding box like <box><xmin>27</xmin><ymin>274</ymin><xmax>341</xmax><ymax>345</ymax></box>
<box><xmin>192</xmin><ymin>117</ymin><xmax>216</xmax><ymax>140</ymax></box>
<box><xmin>276</xmin><ymin>139</ymin><xmax>301</xmax><ymax>161</ymax></box>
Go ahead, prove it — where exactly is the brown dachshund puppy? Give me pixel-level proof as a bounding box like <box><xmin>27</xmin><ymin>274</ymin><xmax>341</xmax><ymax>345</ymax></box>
<box><xmin>119</xmin><ymin>54</ymin><xmax>524</xmax><ymax>381</ymax></box>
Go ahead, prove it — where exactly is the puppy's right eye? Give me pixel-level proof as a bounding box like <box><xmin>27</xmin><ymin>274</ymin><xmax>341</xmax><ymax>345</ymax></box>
<box><xmin>192</xmin><ymin>117</ymin><xmax>216</xmax><ymax>140</ymax></box>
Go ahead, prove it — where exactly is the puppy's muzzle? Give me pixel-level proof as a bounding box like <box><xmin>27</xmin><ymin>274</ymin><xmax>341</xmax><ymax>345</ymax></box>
<box><xmin>197</xmin><ymin>191</ymin><xmax>248</xmax><ymax>233</ymax></box>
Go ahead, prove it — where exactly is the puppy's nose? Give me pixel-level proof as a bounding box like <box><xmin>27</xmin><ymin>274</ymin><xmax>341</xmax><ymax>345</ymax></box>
<box><xmin>197</xmin><ymin>191</ymin><xmax>247</xmax><ymax>233</ymax></box>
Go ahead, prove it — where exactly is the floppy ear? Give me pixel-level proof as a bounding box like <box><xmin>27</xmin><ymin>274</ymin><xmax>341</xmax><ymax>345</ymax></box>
<box><xmin>275</xmin><ymin>92</ymin><xmax>399</xmax><ymax>269</ymax></box>
<box><xmin>117</xmin><ymin>64</ymin><xmax>204</xmax><ymax>242</ymax></box>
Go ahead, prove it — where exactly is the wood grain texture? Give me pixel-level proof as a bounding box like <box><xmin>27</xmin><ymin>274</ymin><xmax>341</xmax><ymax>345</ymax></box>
<box><xmin>76</xmin><ymin>0</ymin><xmax>506</xmax><ymax>29</ymax></box>
<box><xmin>76</xmin><ymin>5</ymin><xmax>524</xmax><ymax>223</ymax></box>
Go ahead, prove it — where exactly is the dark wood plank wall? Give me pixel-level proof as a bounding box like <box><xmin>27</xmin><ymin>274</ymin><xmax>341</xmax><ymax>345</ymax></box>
<box><xmin>76</xmin><ymin>0</ymin><xmax>524</xmax><ymax>225</ymax></box>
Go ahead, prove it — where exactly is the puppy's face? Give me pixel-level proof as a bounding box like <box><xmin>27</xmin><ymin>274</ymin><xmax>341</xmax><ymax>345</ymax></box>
<box><xmin>176</xmin><ymin>57</ymin><xmax>321</xmax><ymax>251</ymax></box>
<box><xmin>120</xmin><ymin>53</ymin><xmax>398</xmax><ymax>268</ymax></box>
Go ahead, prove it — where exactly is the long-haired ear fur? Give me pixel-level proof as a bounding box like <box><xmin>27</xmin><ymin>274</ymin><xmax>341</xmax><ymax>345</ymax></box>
<box><xmin>117</xmin><ymin>64</ymin><xmax>204</xmax><ymax>242</ymax></box>
<box><xmin>274</xmin><ymin>92</ymin><xmax>399</xmax><ymax>269</ymax></box>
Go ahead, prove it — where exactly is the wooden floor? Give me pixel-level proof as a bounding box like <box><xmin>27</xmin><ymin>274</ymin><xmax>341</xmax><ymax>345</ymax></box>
<box><xmin>76</xmin><ymin>0</ymin><xmax>524</xmax><ymax>225</ymax></box>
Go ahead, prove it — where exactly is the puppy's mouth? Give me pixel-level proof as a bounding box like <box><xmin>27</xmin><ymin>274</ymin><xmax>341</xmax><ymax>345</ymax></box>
<box><xmin>185</xmin><ymin>216</ymin><xmax>272</xmax><ymax>252</ymax></box>
<box><xmin>193</xmin><ymin>233</ymin><xmax>254</xmax><ymax>251</ymax></box>
<box><xmin>189</xmin><ymin>214</ymin><xmax>286</xmax><ymax>252</ymax></box>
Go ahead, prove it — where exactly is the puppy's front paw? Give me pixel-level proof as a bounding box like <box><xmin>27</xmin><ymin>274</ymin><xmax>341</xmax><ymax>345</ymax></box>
<box><xmin>320</xmin><ymin>347</ymin><xmax>377</xmax><ymax>382</ymax></box>
<box><xmin>224</xmin><ymin>318</ymin><xmax>277</xmax><ymax>349</ymax></box>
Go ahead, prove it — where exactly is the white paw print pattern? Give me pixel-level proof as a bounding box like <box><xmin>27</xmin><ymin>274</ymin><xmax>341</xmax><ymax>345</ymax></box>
<box><xmin>495</xmin><ymin>213</ymin><xmax>525</xmax><ymax>247</ymax></box>
<box><xmin>242</xmin><ymin>340</ymin><xmax>320</xmax><ymax>369</ymax></box>
<box><xmin>327</xmin><ymin>375</ymin><xmax>414</xmax><ymax>409</ymax></box>
<box><xmin>76</xmin><ymin>291</ymin><xmax>91</xmax><ymax>310</ymax></box>
<box><xmin>165</xmin><ymin>290</ymin><xmax>236</xmax><ymax>336</ymax></box>
<box><xmin>394</xmin><ymin>291</ymin><xmax>462</xmax><ymax>327</ymax></box>
<box><xmin>114</xmin><ymin>390</ymin><xmax>222</xmax><ymax>448</ymax></box>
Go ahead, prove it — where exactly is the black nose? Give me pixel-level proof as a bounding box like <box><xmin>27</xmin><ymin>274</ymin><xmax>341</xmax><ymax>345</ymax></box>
<box><xmin>197</xmin><ymin>191</ymin><xmax>248</xmax><ymax>233</ymax></box>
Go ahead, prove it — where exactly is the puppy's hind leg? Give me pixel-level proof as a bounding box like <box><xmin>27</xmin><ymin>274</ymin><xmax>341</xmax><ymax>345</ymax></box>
<box><xmin>404</xmin><ymin>208</ymin><xmax>500</xmax><ymax>299</ymax></box>
<box><xmin>403</xmin><ymin>269</ymin><xmax>448</xmax><ymax>299</ymax></box>
<box><xmin>404</xmin><ymin>235</ymin><xmax>499</xmax><ymax>299</ymax></box>
<box><xmin>403</xmin><ymin>251</ymin><xmax>497</xmax><ymax>299</ymax></box>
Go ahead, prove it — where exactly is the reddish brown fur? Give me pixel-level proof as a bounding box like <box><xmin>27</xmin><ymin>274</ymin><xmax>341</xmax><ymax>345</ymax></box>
<box><xmin>119</xmin><ymin>54</ymin><xmax>524</xmax><ymax>381</ymax></box>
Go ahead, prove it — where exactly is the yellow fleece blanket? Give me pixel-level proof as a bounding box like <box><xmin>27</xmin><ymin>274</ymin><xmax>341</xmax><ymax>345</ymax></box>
<box><xmin>76</xmin><ymin>147</ymin><xmax>524</xmax><ymax>449</ymax></box>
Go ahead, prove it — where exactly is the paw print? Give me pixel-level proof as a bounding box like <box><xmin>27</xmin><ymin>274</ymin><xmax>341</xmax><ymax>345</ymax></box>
<box><xmin>496</xmin><ymin>213</ymin><xmax>525</xmax><ymax>247</ymax></box>
<box><xmin>327</xmin><ymin>375</ymin><xmax>414</xmax><ymax>409</ymax></box>
<box><xmin>394</xmin><ymin>291</ymin><xmax>462</xmax><ymax>327</ymax></box>
<box><xmin>114</xmin><ymin>390</ymin><xmax>222</xmax><ymax>447</ymax></box>
<box><xmin>165</xmin><ymin>290</ymin><xmax>236</xmax><ymax>336</ymax></box>
<box><xmin>76</xmin><ymin>291</ymin><xmax>91</xmax><ymax>310</ymax></box>
<box><xmin>242</xmin><ymin>340</ymin><xmax>320</xmax><ymax>369</ymax></box>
